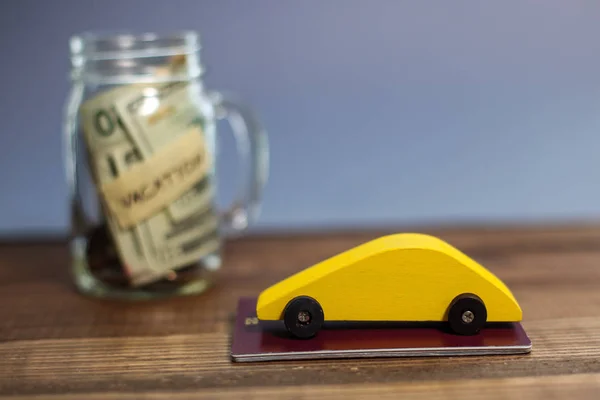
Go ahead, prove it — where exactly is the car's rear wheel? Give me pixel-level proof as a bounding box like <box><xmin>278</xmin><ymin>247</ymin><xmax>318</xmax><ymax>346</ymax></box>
<box><xmin>447</xmin><ymin>293</ymin><xmax>487</xmax><ymax>335</ymax></box>
<box><xmin>283</xmin><ymin>296</ymin><xmax>324</xmax><ymax>339</ymax></box>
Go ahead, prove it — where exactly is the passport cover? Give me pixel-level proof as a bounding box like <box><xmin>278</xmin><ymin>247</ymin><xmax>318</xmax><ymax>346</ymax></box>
<box><xmin>231</xmin><ymin>297</ymin><xmax>532</xmax><ymax>362</ymax></box>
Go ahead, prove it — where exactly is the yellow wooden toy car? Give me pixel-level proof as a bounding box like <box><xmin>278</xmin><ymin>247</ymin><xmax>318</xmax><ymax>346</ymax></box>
<box><xmin>256</xmin><ymin>233</ymin><xmax>522</xmax><ymax>339</ymax></box>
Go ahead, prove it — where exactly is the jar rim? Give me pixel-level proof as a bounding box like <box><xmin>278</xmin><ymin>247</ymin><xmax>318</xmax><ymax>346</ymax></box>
<box><xmin>70</xmin><ymin>30</ymin><xmax>201</xmax><ymax>61</ymax></box>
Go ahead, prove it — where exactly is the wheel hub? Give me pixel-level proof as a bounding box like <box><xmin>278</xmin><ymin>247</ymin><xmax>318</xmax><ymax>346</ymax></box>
<box><xmin>461</xmin><ymin>310</ymin><xmax>475</xmax><ymax>324</ymax></box>
<box><xmin>297</xmin><ymin>310</ymin><xmax>312</xmax><ymax>324</ymax></box>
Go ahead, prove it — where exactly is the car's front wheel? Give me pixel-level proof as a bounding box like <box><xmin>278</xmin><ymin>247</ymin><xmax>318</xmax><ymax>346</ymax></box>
<box><xmin>447</xmin><ymin>293</ymin><xmax>487</xmax><ymax>335</ymax></box>
<box><xmin>283</xmin><ymin>296</ymin><xmax>324</xmax><ymax>339</ymax></box>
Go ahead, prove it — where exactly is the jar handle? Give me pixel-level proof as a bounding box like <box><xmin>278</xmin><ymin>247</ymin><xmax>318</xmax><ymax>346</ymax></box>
<box><xmin>208</xmin><ymin>91</ymin><xmax>269</xmax><ymax>236</ymax></box>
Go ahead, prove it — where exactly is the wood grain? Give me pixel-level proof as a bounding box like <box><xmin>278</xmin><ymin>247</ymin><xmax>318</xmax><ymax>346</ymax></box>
<box><xmin>1</xmin><ymin>224</ymin><xmax>600</xmax><ymax>398</ymax></box>
<box><xmin>2</xmin><ymin>374</ymin><xmax>600</xmax><ymax>400</ymax></box>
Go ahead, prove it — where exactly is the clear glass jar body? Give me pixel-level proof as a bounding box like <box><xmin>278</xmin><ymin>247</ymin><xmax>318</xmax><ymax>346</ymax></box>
<box><xmin>64</xmin><ymin>31</ymin><xmax>268</xmax><ymax>299</ymax></box>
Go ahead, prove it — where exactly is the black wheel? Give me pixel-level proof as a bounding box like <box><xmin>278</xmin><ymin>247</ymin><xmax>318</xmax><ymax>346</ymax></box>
<box><xmin>283</xmin><ymin>296</ymin><xmax>324</xmax><ymax>339</ymax></box>
<box><xmin>447</xmin><ymin>293</ymin><xmax>487</xmax><ymax>335</ymax></box>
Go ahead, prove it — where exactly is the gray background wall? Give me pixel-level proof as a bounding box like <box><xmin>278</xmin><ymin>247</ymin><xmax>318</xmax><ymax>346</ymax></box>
<box><xmin>1</xmin><ymin>0</ymin><xmax>600</xmax><ymax>234</ymax></box>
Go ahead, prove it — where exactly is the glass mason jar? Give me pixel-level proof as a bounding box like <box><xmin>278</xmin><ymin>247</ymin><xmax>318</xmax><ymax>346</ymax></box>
<box><xmin>63</xmin><ymin>31</ymin><xmax>269</xmax><ymax>299</ymax></box>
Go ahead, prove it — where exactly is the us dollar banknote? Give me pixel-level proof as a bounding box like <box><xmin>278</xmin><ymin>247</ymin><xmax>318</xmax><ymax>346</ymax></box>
<box><xmin>114</xmin><ymin>80</ymin><xmax>212</xmax><ymax>223</ymax></box>
<box><xmin>79</xmin><ymin>89</ymin><xmax>154</xmax><ymax>283</ymax></box>
<box><xmin>94</xmin><ymin>144</ymin><xmax>162</xmax><ymax>285</ymax></box>
<box><xmin>112</xmin><ymin>138</ymin><xmax>220</xmax><ymax>283</ymax></box>
<box><xmin>80</xmin><ymin>80</ymin><xmax>220</xmax><ymax>286</ymax></box>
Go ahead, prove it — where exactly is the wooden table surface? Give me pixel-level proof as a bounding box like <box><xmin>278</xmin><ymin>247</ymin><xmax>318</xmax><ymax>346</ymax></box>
<box><xmin>2</xmin><ymin>224</ymin><xmax>600</xmax><ymax>399</ymax></box>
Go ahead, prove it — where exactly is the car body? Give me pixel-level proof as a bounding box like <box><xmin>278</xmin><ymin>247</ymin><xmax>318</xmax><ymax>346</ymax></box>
<box><xmin>256</xmin><ymin>233</ymin><xmax>522</xmax><ymax>338</ymax></box>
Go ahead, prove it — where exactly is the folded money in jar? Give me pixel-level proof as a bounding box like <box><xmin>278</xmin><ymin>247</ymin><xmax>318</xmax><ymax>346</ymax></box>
<box><xmin>64</xmin><ymin>31</ymin><xmax>269</xmax><ymax>299</ymax></box>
